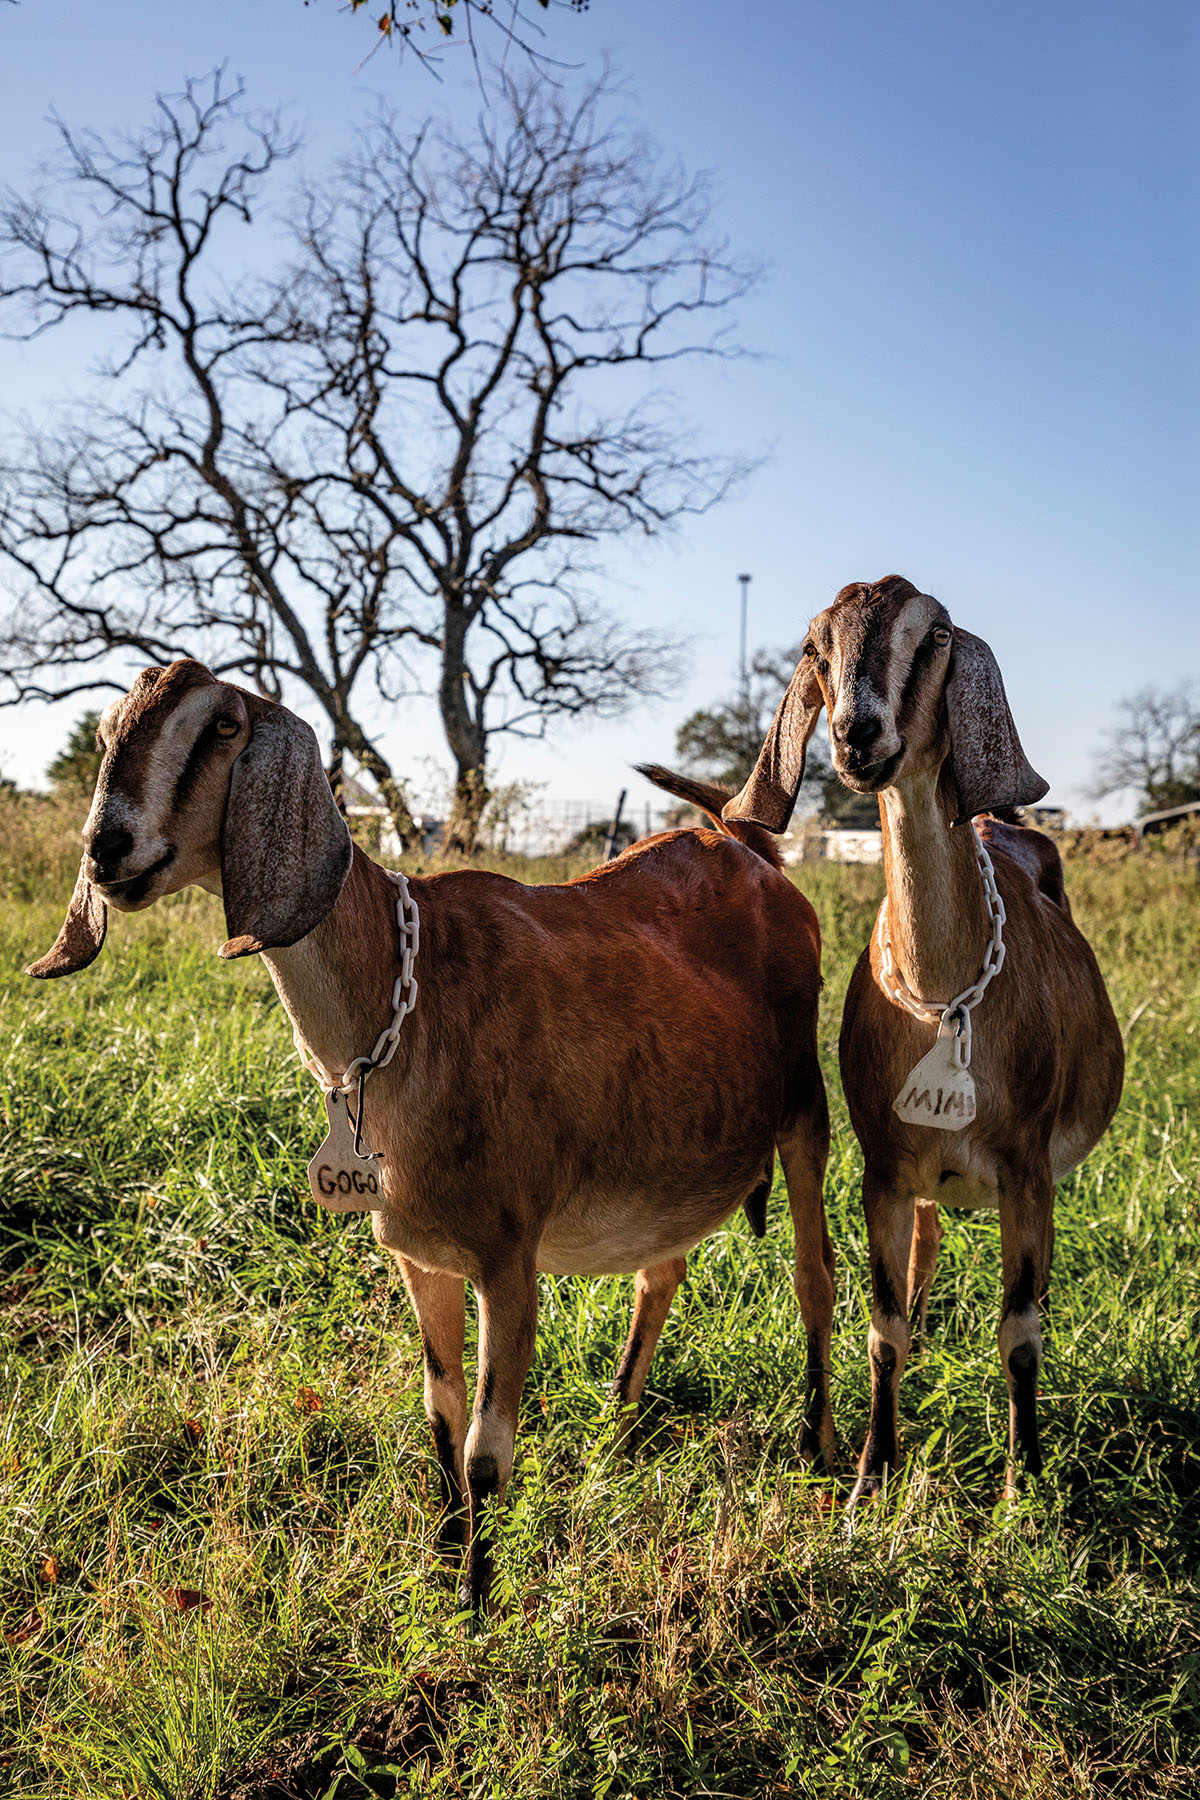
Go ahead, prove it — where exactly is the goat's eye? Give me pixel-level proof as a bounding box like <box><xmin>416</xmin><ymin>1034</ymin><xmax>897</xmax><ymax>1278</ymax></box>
<box><xmin>931</xmin><ymin>627</ymin><xmax>952</xmax><ymax>647</ymax></box>
<box><xmin>215</xmin><ymin>715</ymin><xmax>239</xmax><ymax>738</ymax></box>
<box><xmin>802</xmin><ymin>642</ymin><xmax>816</xmax><ymax>660</ymax></box>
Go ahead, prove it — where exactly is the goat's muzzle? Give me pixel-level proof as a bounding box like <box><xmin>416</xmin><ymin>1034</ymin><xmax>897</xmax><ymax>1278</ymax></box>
<box><xmin>83</xmin><ymin>799</ymin><xmax>177</xmax><ymax>904</ymax></box>
<box><xmin>85</xmin><ymin>823</ymin><xmax>134</xmax><ymax>882</ymax></box>
<box><xmin>91</xmin><ymin>845</ymin><xmax>177</xmax><ymax>909</ymax></box>
<box><xmin>834</xmin><ymin>742</ymin><xmax>905</xmax><ymax>791</ymax></box>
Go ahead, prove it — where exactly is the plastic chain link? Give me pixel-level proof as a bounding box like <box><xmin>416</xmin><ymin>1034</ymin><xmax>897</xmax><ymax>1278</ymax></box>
<box><xmin>294</xmin><ymin>870</ymin><xmax>420</xmax><ymax>1095</ymax></box>
<box><xmin>875</xmin><ymin>825</ymin><xmax>1006</xmax><ymax>1071</ymax></box>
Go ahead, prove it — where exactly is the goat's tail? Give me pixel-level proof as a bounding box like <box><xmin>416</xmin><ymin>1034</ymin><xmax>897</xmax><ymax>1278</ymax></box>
<box><xmin>635</xmin><ymin>764</ymin><xmax>783</xmax><ymax>871</ymax></box>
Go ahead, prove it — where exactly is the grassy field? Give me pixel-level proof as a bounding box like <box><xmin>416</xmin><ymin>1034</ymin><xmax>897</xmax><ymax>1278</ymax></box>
<box><xmin>1</xmin><ymin>802</ymin><xmax>1198</xmax><ymax>1798</ymax></box>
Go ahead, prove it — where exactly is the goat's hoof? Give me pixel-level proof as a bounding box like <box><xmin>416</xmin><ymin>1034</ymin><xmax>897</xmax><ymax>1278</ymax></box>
<box><xmin>611</xmin><ymin>1427</ymin><xmax>640</xmax><ymax>1461</ymax></box>
<box><xmin>1000</xmin><ymin>1447</ymin><xmax>1044</xmax><ymax>1506</ymax></box>
<box><xmin>798</xmin><ymin>1428</ymin><xmax>836</xmax><ymax>1474</ymax></box>
<box><xmin>436</xmin><ymin>1513</ymin><xmax>467</xmax><ymax>1559</ymax></box>
<box><xmin>460</xmin><ymin>1534</ymin><xmax>495</xmax><ymax>1619</ymax></box>
<box><xmin>999</xmin><ymin>1468</ymin><xmax>1041</xmax><ymax>1508</ymax></box>
<box><xmin>459</xmin><ymin>1561</ymin><xmax>493</xmax><ymax>1622</ymax></box>
<box><xmin>845</xmin><ymin>1473</ymin><xmax>882</xmax><ymax>1513</ymax></box>
<box><xmin>610</xmin><ymin>1392</ymin><xmax>638</xmax><ymax>1423</ymax></box>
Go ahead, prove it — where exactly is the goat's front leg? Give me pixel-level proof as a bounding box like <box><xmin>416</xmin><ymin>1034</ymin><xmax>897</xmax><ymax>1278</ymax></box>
<box><xmin>611</xmin><ymin>1257</ymin><xmax>687</xmax><ymax>1439</ymax></box>
<box><xmin>395</xmin><ymin>1257</ymin><xmax>468</xmax><ymax>1551</ymax></box>
<box><xmin>463</xmin><ymin>1248</ymin><xmax>538</xmax><ymax>1615</ymax></box>
<box><xmin>1041</xmin><ymin>1210</ymin><xmax>1055</xmax><ymax>1313</ymax></box>
<box><xmin>849</xmin><ymin>1174</ymin><xmax>914</xmax><ymax>1507</ymax></box>
<box><xmin>779</xmin><ymin>1095</ymin><xmax>835</xmax><ymax>1469</ymax></box>
<box><xmin>998</xmin><ymin>1168</ymin><xmax>1054</xmax><ymax>1493</ymax></box>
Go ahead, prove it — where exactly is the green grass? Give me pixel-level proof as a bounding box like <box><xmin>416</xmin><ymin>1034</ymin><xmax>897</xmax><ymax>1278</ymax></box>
<box><xmin>1</xmin><ymin>832</ymin><xmax>1198</xmax><ymax>1798</ymax></box>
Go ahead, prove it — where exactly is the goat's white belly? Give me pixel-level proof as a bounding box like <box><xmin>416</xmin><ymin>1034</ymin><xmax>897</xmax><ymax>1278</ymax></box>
<box><xmin>902</xmin><ymin>1133</ymin><xmax>1002</xmax><ymax>1209</ymax></box>
<box><xmin>922</xmin><ymin>1176</ymin><xmax>999</xmax><ymax>1212</ymax></box>
<box><xmin>371</xmin><ymin>1188</ymin><xmax>741</xmax><ymax>1281</ymax></box>
<box><xmin>1049</xmin><ymin>1121</ymin><xmax>1097</xmax><ymax>1185</ymax></box>
<box><xmin>912</xmin><ymin>1114</ymin><xmax>1098</xmax><ymax>1211</ymax></box>
<box><xmin>536</xmin><ymin>1190</ymin><xmax>738</xmax><ymax>1277</ymax></box>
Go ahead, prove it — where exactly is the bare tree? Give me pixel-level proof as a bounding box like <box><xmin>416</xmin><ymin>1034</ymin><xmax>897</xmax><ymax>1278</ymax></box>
<box><xmin>0</xmin><ymin>70</ymin><xmax>752</xmax><ymax>845</ymax></box>
<box><xmin>1090</xmin><ymin>681</ymin><xmax>1200</xmax><ymax>814</ymax></box>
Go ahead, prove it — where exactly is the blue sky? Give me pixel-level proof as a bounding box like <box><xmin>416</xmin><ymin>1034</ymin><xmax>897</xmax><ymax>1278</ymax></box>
<box><xmin>0</xmin><ymin>0</ymin><xmax>1196</xmax><ymax>821</ymax></box>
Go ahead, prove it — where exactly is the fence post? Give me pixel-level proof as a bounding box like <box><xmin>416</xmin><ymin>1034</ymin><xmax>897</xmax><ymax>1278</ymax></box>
<box><xmin>603</xmin><ymin>789</ymin><xmax>628</xmax><ymax>861</ymax></box>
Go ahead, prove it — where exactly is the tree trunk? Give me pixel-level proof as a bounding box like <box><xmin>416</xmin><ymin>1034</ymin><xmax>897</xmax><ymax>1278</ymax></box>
<box><xmin>336</xmin><ymin>715</ymin><xmax>421</xmax><ymax>852</ymax></box>
<box><xmin>447</xmin><ymin>763</ymin><xmax>491</xmax><ymax>855</ymax></box>
<box><xmin>439</xmin><ymin>603</ymin><xmax>490</xmax><ymax>853</ymax></box>
<box><xmin>326</xmin><ymin>738</ymin><xmax>347</xmax><ymax>814</ymax></box>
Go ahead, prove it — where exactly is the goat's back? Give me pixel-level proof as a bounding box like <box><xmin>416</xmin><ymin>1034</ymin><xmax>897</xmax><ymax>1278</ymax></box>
<box><xmin>371</xmin><ymin>831</ymin><xmax>824</xmax><ymax>1276</ymax></box>
<box><xmin>977</xmin><ymin>815</ymin><xmax>1071</xmax><ymax>914</ymax></box>
<box><xmin>415</xmin><ymin>828</ymin><xmax>820</xmax><ymax>1055</ymax></box>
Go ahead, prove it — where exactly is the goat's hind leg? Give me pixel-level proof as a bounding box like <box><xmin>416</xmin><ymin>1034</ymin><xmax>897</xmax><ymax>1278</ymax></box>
<box><xmin>396</xmin><ymin>1257</ymin><xmax>468</xmax><ymax>1552</ymax></box>
<box><xmin>907</xmin><ymin>1199</ymin><xmax>943</xmax><ymax>1335</ymax></box>
<box><xmin>778</xmin><ymin>1085</ymin><xmax>835</xmax><ymax>1469</ymax></box>
<box><xmin>999</xmin><ymin>1170</ymin><xmax>1053</xmax><ymax>1494</ymax></box>
<box><xmin>610</xmin><ymin>1257</ymin><xmax>687</xmax><ymax>1442</ymax></box>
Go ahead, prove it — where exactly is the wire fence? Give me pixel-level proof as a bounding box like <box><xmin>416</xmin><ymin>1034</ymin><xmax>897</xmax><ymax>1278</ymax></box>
<box><xmin>482</xmin><ymin>794</ymin><xmax>680</xmax><ymax>857</ymax></box>
<box><xmin>347</xmin><ymin>789</ymin><xmax>687</xmax><ymax>860</ymax></box>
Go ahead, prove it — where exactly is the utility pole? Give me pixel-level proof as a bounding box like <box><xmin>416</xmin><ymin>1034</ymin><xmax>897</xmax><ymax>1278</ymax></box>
<box><xmin>737</xmin><ymin>573</ymin><xmax>752</xmax><ymax>715</ymax></box>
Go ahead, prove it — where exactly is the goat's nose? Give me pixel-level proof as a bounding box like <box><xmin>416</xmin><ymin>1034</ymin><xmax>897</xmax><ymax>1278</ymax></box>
<box><xmin>833</xmin><ymin>716</ymin><xmax>884</xmax><ymax>755</ymax></box>
<box><xmin>86</xmin><ymin>823</ymin><xmax>134</xmax><ymax>879</ymax></box>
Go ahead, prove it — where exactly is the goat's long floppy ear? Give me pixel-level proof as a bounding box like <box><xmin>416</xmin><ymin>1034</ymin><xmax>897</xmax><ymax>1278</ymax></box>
<box><xmin>722</xmin><ymin>659</ymin><xmax>824</xmax><ymax>833</ymax></box>
<box><xmin>26</xmin><ymin>859</ymin><xmax>108</xmax><ymax>979</ymax></box>
<box><xmin>219</xmin><ymin>704</ymin><xmax>353</xmax><ymax>959</ymax></box>
<box><xmin>944</xmin><ymin>628</ymin><xmax>1049</xmax><ymax>825</ymax></box>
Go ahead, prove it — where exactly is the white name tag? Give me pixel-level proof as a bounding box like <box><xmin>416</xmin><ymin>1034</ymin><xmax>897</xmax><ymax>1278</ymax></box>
<box><xmin>893</xmin><ymin>1027</ymin><xmax>976</xmax><ymax>1132</ymax></box>
<box><xmin>308</xmin><ymin>1088</ymin><xmax>383</xmax><ymax>1211</ymax></box>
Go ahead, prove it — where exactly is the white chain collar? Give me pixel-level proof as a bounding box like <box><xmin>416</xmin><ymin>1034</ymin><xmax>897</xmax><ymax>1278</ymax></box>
<box><xmin>293</xmin><ymin>869</ymin><xmax>420</xmax><ymax>1097</ymax></box>
<box><xmin>875</xmin><ymin>825</ymin><xmax>1006</xmax><ymax>1070</ymax></box>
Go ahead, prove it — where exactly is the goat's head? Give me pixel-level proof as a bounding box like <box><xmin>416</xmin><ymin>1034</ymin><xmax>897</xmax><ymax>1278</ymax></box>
<box><xmin>27</xmin><ymin>660</ymin><xmax>352</xmax><ymax>979</ymax></box>
<box><xmin>724</xmin><ymin>575</ymin><xmax>1048</xmax><ymax>832</ymax></box>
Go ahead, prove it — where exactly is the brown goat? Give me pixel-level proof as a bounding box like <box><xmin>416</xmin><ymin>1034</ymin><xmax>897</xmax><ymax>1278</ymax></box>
<box><xmin>725</xmin><ymin>577</ymin><xmax>1123</xmax><ymax>1501</ymax></box>
<box><xmin>29</xmin><ymin>662</ymin><xmax>833</xmax><ymax>1609</ymax></box>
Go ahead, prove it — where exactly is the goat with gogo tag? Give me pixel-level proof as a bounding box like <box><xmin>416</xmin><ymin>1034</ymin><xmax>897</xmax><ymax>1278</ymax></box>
<box><xmin>29</xmin><ymin>662</ymin><xmax>833</xmax><ymax>1612</ymax></box>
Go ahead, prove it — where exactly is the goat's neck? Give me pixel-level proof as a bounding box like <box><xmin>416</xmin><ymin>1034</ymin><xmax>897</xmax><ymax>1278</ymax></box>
<box><xmin>877</xmin><ymin>768</ymin><xmax>990</xmax><ymax>1005</ymax></box>
<box><xmin>260</xmin><ymin>848</ymin><xmax>408</xmax><ymax>1088</ymax></box>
